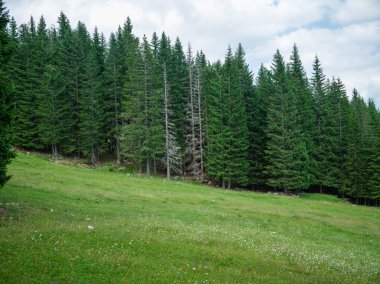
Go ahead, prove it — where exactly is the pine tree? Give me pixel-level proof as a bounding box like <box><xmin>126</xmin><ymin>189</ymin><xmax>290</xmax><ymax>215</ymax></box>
<box><xmin>171</xmin><ymin>38</ymin><xmax>188</xmax><ymax>165</ymax></box>
<box><xmin>0</xmin><ymin>0</ymin><xmax>15</xmax><ymax>187</ymax></box>
<box><xmin>56</xmin><ymin>12</ymin><xmax>77</xmax><ymax>154</ymax></box>
<box><xmin>310</xmin><ymin>56</ymin><xmax>329</xmax><ymax>192</ymax></box>
<box><xmin>250</xmin><ymin>64</ymin><xmax>272</xmax><ymax>187</ymax></box>
<box><xmin>265</xmin><ymin>50</ymin><xmax>310</xmax><ymax>193</ymax></box>
<box><xmin>78</xmin><ymin>27</ymin><xmax>105</xmax><ymax>164</ymax></box>
<box><xmin>344</xmin><ymin>89</ymin><xmax>370</xmax><ymax>203</ymax></box>
<box><xmin>12</xmin><ymin>17</ymin><xmax>44</xmax><ymax>149</ymax></box>
<box><xmin>216</xmin><ymin>46</ymin><xmax>250</xmax><ymax>188</ymax></box>
<box><xmin>235</xmin><ymin>44</ymin><xmax>255</xmax><ymax>187</ymax></box>
<box><xmin>204</xmin><ymin>61</ymin><xmax>224</xmax><ymax>184</ymax></box>
<box><xmin>185</xmin><ymin>46</ymin><xmax>205</xmax><ymax>181</ymax></box>
<box><xmin>120</xmin><ymin>34</ymin><xmax>145</xmax><ymax>169</ymax></box>
<box><xmin>163</xmin><ymin>63</ymin><xmax>181</xmax><ymax>179</ymax></box>
<box><xmin>366</xmin><ymin>99</ymin><xmax>380</xmax><ymax>204</ymax></box>
<box><xmin>103</xmin><ymin>32</ymin><xmax>123</xmax><ymax>163</ymax></box>
<box><xmin>38</xmin><ymin>27</ymin><xmax>65</xmax><ymax>158</ymax></box>
<box><xmin>288</xmin><ymin>44</ymin><xmax>314</xmax><ymax>186</ymax></box>
<box><xmin>141</xmin><ymin>35</ymin><xmax>165</xmax><ymax>175</ymax></box>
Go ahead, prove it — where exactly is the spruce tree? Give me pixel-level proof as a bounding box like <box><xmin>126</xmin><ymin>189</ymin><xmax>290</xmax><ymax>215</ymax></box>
<box><xmin>78</xmin><ymin>27</ymin><xmax>105</xmax><ymax>164</ymax></box>
<box><xmin>344</xmin><ymin>89</ymin><xmax>369</xmax><ymax>203</ymax></box>
<box><xmin>56</xmin><ymin>12</ymin><xmax>77</xmax><ymax>154</ymax></box>
<box><xmin>163</xmin><ymin>63</ymin><xmax>181</xmax><ymax>179</ymax></box>
<box><xmin>366</xmin><ymin>99</ymin><xmax>380</xmax><ymax>203</ymax></box>
<box><xmin>12</xmin><ymin>17</ymin><xmax>43</xmax><ymax>149</ymax></box>
<box><xmin>141</xmin><ymin>35</ymin><xmax>165</xmax><ymax>175</ymax></box>
<box><xmin>311</xmin><ymin>56</ymin><xmax>328</xmax><ymax>192</ymax></box>
<box><xmin>103</xmin><ymin>32</ymin><xmax>123</xmax><ymax>163</ymax></box>
<box><xmin>217</xmin><ymin>46</ymin><xmax>250</xmax><ymax>188</ymax></box>
<box><xmin>0</xmin><ymin>0</ymin><xmax>15</xmax><ymax>187</ymax></box>
<box><xmin>185</xmin><ymin>46</ymin><xmax>205</xmax><ymax>181</ymax></box>
<box><xmin>38</xmin><ymin>27</ymin><xmax>65</xmax><ymax>158</ymax></box>
<box><xmin>235</xmin><ymin>44</ymin><xmax>255</xmax><ymax>187</ymax></box>
<box><xmin>265</xmin><ymin>50</ymin><xmax>310</xmax><ymax>193</ymax></box>
<box><xmin>171</xmin><ymin>38</ymin><xmax>188</xmax><ymax>165</ymax></box>
<box><xmin>204</xmin><ymin>62</ymin><xmax>225</xmax><ymax>185</ymax></box>
<box><xmin>288</xmin><ymin>44</ymin><xmax>315</xmax><ymax>186</ymax></box>
<box><xmin>250</xmin><ymin>64</ymin><xmax>271</xmax><ymax>187</ymax></box>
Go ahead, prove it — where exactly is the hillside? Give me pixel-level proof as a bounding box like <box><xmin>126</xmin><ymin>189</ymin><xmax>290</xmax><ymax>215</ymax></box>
<box><xmin>0</xmin><ymin>153</ymin><xmax>379</xmax><ymax>283</ymax></box>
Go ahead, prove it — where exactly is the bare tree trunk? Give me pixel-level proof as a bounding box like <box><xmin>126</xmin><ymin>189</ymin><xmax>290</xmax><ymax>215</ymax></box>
<box><xmin>90</xmin><ymin>146</ymin><xmax>97</xmax><ymax>165</ymax></box>
<box><xmin>52</xmin><ymin>144</ymin><xmax>59</xmax><ymax>159</ymax></box>
<box><xmin>222</xmin><ymin>179</ymin><xmax>225</xmax><ymax>189</ymax></box>
<box><xmin>197</xmin><ymin>63</ymin><xmax>204</xmax><ymax>182</ymax></box>
<box><xmin>319</xmin><ymin>184</ymin><xmax>323</xmax><ymax>194</ymax></box>
<box><xmin>113</xmin><ymin>64</ymin><xmax>121</xmax><ymax>164</ymax></box>
<box><xmin>146</xmin><ymin>159</ymin><xmax>150</xmax><ymax>176</ymax></box>
<box><xmin>164</xmin><ymin>64</ymin><xmax>170</xmax><ymax>180</ymax></box>
<box><xmin>144</xmin><ymin>60</ymin><xmax>149</xmax><ymax>175</ymax></box>
<box><xmin>153</xmin><ymin>157</ymin><xmax>157</xmax><ymax>174</ymax></box>
<box><xmin>187</xmin><ymin>45</ymin><xmax>196</xmax><ymax>177</ymax></box>
<box><xmin>227</xmin><ymin>180</ymin><xmax>231</xmax><ymax>190</ymax></box>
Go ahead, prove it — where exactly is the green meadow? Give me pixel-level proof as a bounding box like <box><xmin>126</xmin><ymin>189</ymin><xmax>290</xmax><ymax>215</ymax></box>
<box><xmin>0</xmin><ymin>153</ymin><xmax>379</xmax><ymax>283</ymax></box>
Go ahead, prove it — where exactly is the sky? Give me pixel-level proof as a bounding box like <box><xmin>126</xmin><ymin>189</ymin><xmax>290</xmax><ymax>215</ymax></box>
<box><xmin>6</xmin><ymin>0</ymin><xmax>380</xmax><ymax>107</ymax></box>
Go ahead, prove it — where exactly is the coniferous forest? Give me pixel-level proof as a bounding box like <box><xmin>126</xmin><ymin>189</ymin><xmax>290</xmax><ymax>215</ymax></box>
<box><xmin>2</xmin><ymin>10</ymin><xmax>380</xmax><ymax>206</ymax></box>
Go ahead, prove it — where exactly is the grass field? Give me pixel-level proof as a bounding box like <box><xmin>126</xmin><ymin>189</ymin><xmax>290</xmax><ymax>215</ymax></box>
<box><xmin>1</xmin><ymin>153</ymin><xmax>380</xmax><ymax>283</ymax></box>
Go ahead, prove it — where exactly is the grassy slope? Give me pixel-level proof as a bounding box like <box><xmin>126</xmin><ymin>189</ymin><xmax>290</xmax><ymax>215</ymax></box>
<box><xmin>0</xmin><ymin>153</ymin><xmax>379</xmax><ymax>283</ymax></box>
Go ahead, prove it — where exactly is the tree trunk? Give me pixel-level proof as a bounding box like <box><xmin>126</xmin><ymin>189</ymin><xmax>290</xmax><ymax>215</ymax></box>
<box><xmin>52</xmin><ymin>143</ymin><xmax>58</xmax><ymax>159</ymax></box>
<box><xmin>146</xmin><ymin>159</ymin><xmax>150</xmax><ymax>176</ymax></box>
<box><xmin>113</xmin><ymin>64</ymin><xmax>120</xmax><ymax>165</ymax></box>
<box><xmin>319</xmin><ymin>184</ymin><xmax>323</xmax><ymax>194</ymax></box>
<box><xmin>227</xmin><ymin>180</ymin><xmax>231</xmax><ymax>190</ymax></box>
<box><xmin>197</xmin><ymin>62</ymin><xmax>204</xmax><ymax>182</ymax></box>
<box><xmin>153</xmin><ymin>158</ymin><xmax>157</xmax><ymax>174</ymax></box>
<box><xmin>116</xmin><ymin>139</ymin><xmax>120</xmax><ymax>164</ymax></box>
<box><xmin>222</xmin><ymin>179</ymin><xmax>225</xmax><ymax>189</ymax></box>
<box><xmin>90</xmin><ymin>147</ymin><xmax>97</xmax><ymax>165</ymax></box>
<box><xmin>164</xmin><ymin>64</ymin><xmax>170</xmax><ymax>180</ymax></box>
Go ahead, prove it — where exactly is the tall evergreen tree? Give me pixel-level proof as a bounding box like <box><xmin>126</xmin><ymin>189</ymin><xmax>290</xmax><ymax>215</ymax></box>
<box><xmin>265</xmin><ymin>50</ymin><xmax>310</xmax><ymax>193</ymax></box>
<box><xmin>287</xmin><ymin>44</ymin><xmax>314</xmax><ymax>185</ymax></box>
<box><xmin>185</xmin><ymin>46</ymin><xmax>205</xmax><ymax>181</ymax></box>
<box><xmin>38</xmin><ymin>27</ymin><xmax>65</xmax><ymax>157</ymax></box>
<box><xmin>78</xmin><ymin>27</ymin><xmax>105</xmax><ymax>164</ymax></box>
<box><xmin>204</xmin><ymin>61</ymin><xmax>224</xmax><ymax>185</ymax></box>
<box><xmin>141</xmin><ymin>35</ymin><xmax>165</xmax><ymax>175</ymax></box>
<box><xmin>55</xmin><ymin>12</ymin><xmax>77</xmax><ymax>154</ymax></box>
<box><xmin>235</xmin><ymin>44</ymin><xmax>255</xmax><ymax>187</ymax></box>
<box><xmin>365</xmin><ymin>99</ymin><xmax>380</xmax><ymax>204</ymax></box>
<box><xmin>310</xmin><ymin>56</ymin><xmax>329</xmax><ymax>192</ymax></box>
<box><xmin>103</xmin><ymin>32</ymin><xmax>123</xmax><ymax>163</ymax></box>
<box><xmin>250</xmin><ymin>64</ymin><xmax>271</xmax><ymax>187</ymax></box>
<box><xmin>216</xmin><ymin>46</ymin><xmax>250</xmax><ymax>188</ymax></box>
<box><xmin>12</xmin><ymin>17</ymin><xmax>44</xmax><ymax>149</ymax></box>
<box><xmin>163</xmin><ymin>63</ymin><xmax>181</xmax><ymax>179</ymax></box>
<box><xmin>343</xmin><ymin>89</ymin><xmax>370</xmax><ymax>203</ymax></box>
<box><xmin>0</xmin><ymin>0</ymin><xmax>15</xmax><ymax>187</ymax></box>
<box><xmin>171</xmin><ymin>38</ymin><xmax>188</xmax><ymax>165</ymax></box>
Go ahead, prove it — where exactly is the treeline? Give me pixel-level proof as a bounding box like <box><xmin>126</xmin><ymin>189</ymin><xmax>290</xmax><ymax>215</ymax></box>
<box><xmin>5</xmin><ymin>13</ymin><xmax>380</xmax><ymax>205</ymax></box>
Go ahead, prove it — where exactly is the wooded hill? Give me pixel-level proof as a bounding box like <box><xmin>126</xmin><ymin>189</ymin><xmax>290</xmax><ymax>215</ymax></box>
<box><xmin>4</xmin><ymin>13</ymin><xmax>380</xmax><ymax>205</ymax></box>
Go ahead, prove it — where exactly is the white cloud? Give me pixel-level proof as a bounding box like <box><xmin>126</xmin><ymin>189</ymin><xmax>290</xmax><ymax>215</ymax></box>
<box><xmin>334</xmin><ymin>0</ymin><xmax>380</xmax><ymax>25</ymax></box>
<box><xmin>6</xmin><ymin>0</ymin><xmax>380</xmax><ymax>106</ymax></box>
<box><xmin>254</xmin><ymin>20</ymin><xmax>380</xmax><ymax>104</ymax></box>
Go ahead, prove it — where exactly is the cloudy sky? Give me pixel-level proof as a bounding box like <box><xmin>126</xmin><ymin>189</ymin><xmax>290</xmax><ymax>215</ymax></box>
<box><xmin>7</xmin><ymin>0</ymin><xmax>380</xmax><ymax>106</ymax></box>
